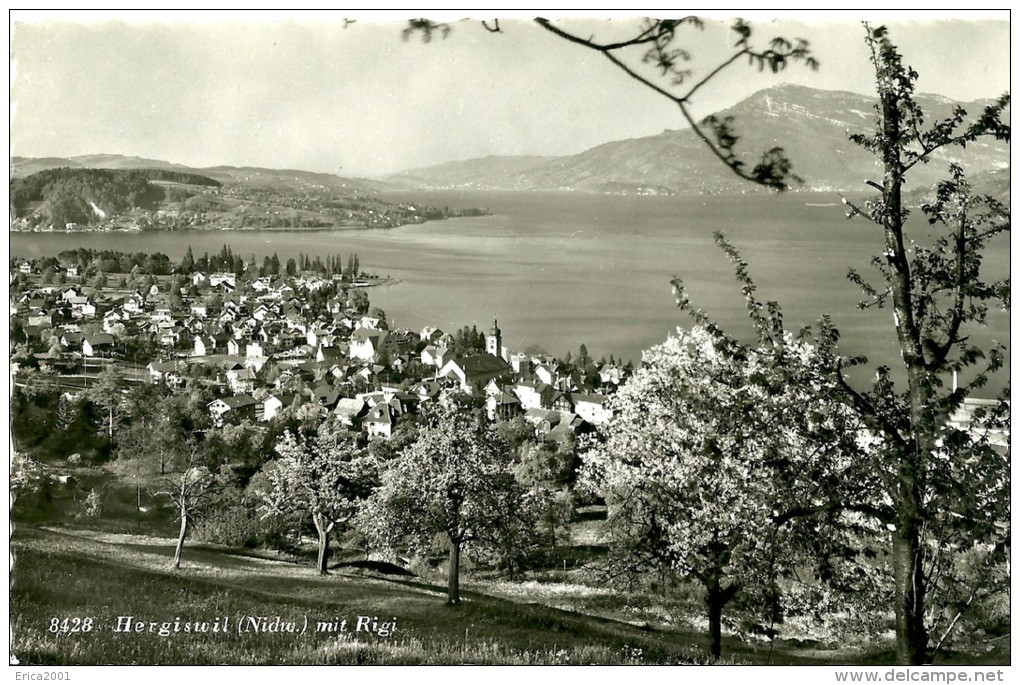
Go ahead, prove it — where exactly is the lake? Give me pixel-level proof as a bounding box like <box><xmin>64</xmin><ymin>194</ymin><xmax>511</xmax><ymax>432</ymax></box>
<box><xmin>10</xmin><ymin>191</ymin><xmax>1010</xmax><ymax>392</ymax></box>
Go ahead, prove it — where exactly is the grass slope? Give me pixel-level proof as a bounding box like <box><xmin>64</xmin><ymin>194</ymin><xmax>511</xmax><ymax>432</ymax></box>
<box><xmin>11</xmin><ymin>527</ymin><xmax>722</xmax><ymax>665</ymax></box>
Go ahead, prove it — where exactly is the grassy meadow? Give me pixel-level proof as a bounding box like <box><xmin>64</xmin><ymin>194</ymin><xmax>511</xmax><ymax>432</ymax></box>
<box><xmin>10</xmin><ymin>463</ymin><xmax>1008</xmax><ymax>666</ymax></box>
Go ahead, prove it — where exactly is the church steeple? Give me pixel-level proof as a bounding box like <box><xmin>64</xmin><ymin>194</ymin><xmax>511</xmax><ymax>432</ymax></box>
<box><xmin>486</xmin><ymin>316</ymin><xmax>503</xmax><ymax>359</ymax></box>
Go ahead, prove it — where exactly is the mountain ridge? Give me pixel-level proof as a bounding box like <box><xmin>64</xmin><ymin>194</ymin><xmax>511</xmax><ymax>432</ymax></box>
<box><xmin>12</xmin><ymin>85</ymin><xmax>1009</xmax><ymax>197</ymax></box>
<box><xmin>385</xmin><ymin>84</ymin><xmax>1010</xmax><ymax>195</ymax></box>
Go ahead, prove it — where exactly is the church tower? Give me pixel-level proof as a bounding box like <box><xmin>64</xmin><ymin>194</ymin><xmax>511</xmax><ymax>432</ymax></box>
<box><xmin>486</xmin><ymin>316</ymin><xmax>503</xmax><ymax>359</ymax></box>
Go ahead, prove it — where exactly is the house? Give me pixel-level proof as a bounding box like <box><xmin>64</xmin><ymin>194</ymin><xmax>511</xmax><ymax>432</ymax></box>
<box><xmin>209</xmin><ymin>273</ymin><xmax>236</xmax><ymax>289</ymax></box>
<box><xmin>226</xmin><ymin>338</ymin><xmax>241</xmax><ymax>356</ymax></box>
<box><xmin>68</xmin><ymin>296</ymin><xmax>96</xmax><ymax>319</ymax></box>
<box><xmin>193</xmin><ymin>335</ymin><xmax>211</xmax><ymax>357</ymax></box>
<box><xmin>147</xmin><ymin>361</ymin><xmax>184</xmax><ymax>387</ymax></box>
<box><xmin>550</xmin><ymin>391</ymin><xmax>575</xmax><ymax>413</ymax></box>
<box><xmin>258</xmin><ymin>393</ymin><xmax>295</xmax><ymax>422</ymax></box>
<box><xmin>208</xmin><ymin>394</ymin><xmax>257</xmax><ymax>424</ymax></box>
<box><xmin>190</xmin><ymin>302</ymin><xmax>208</xmax><ymax>319</ymax></box>
<box><xmin>514</xmin><ymin>380</ymin><xmax>555</xmax><ymax>411</ymax></box>
<box><xmin>334</xmin><ymin>397</ymin><xmax>369</xmax><ymax>428</ymax></box>
<box><xmin>226</xmin><ymin>367</ymin><xmax>257</xmax><ymax>394</ymax></box>
<box><xmin>253</xmin><ymin>303</ymin><xmax>272</xmax><ymax>321</ymax></box>
<box><xmin>151</xmin><ymin>306</ymin><xmax>173</xmax><ymax>323</ymax></box>
<box><xmin>509</xmin><ymin>352</ymin><xmax>530</xmax><ymax>374</ymax></box>
<box><xmin>534</xmin><ymin>364</ymin><xmax>555</xmax><ymax>386</ymax></box>
<box><xmin>157</xmin><ymin>323</ymin><xmax>181</xmax><ymax>348</ymax></box>
<box><xmin>349</xmin><ymin>327</ymin><xmax>388</xmax><ymax>362</ymax></box>
<box><xmin>307</xmin><ymin>384</ymin><xmax>342</xmax><ymax>411</ymax></box>
<box><xmin>486</xmin><ymin>391</ymin><xmax>523</xmax><ymax>421</ymax></box>
<box><xmin>60</xmin><ymin>330</ymin><xmax>84</xmax><ymax>348</ymax></box>
<box><xmin>123</xmin><ymin>293</ymin><xmax>145</xmax><ymax>313</ymax></box>
<box><xmin>365</xmin><ymin>401</ymin><xmax>401</xmax><ymax>439</ymax></box>
<box><xmin>421</xmin><ymin>343</ymin><xmax>450</xmax><ymax>368</ymax></box>
<box><xmin>82</xmin><ymin>333</ymin><xmax>115</xmax><ymax>357</ymax></box>
<box><xmin>573</xmin><ymin>393</ymin><xmax>612</xmax><ymax>425</ymax></box>
<box><xmin>523</xmin><ymin>408</ymin><xmax>563</xmax><ymax>435</ymax></box>
<box><xmin>316</xmin><ymin>345</ymin><xmax>347</xmax><ymax>364</ymax></box>
<box><xmin>599</xmin><ymin>364</ymin><xmax>626</xmax><ymax>386</ymax></box>
<box><xmin>440</xmin><ymin>354</ymin><xmax>511</xmax><ymax>393</ymax></box>
<box><xmin>383</xmin><ymin>329</ymin><xmax>420</xmax><ymax>355</ymax></box>
<box><xmin>410</xmin><ymin>380</ymin><xmax>442</xmax><ymax>403</ymax></box>
<box><xmin>420</xmin><ymin>326</ymin><xmax>443</xmax><ymax>341</ymax></box>
<box><xmin>356</xmin><ymin>315</ymin><xmax>382</xmax><ymax>330</ymax></box>
<box><xmin>245</xmin><ymin>342</ymin><xmax>264</xmax><ymax>359</ymax></box>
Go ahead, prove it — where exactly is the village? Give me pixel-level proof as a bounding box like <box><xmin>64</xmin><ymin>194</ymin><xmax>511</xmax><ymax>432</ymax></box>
<box><xmin>9</xmin><ymin>250</ymin><xmax>626</xmax><ymax>448</ymax></box>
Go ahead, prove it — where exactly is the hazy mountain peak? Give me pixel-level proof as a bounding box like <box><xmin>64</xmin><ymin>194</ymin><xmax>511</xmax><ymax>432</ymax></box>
<box><xmin>388</xmin><ymin>85</ymin><xmax>1008</xmax><ymax>195</ymax></box>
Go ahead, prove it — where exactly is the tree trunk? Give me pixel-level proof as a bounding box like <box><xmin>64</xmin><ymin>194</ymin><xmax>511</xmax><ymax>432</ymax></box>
<box><xmin>173</xmin><ymin>512</ymin><xmax>188</xmax><ymax>570</ymax></box>
<box><xmin>892</xmin><ymin>489</ymin><xmax>928</xmax><ymax>664</ymax></box>
<box><xmin>878</xmin><ymin>72</ymin><xmax>930</xmax><ymax>667</ymax></box>
<box><xmin>706</xmin><ymin>582</ymin><xmax>724</xmax><ymax>660</ymax></box>
<box><xmin>447</xmin><ymin>539</ymin><xmax>461</xmax><ymax>605</ymax></box>
<box><xmin>314</xmin><ymin>514</ymin><xmax>330</xmax><ymax>575</ymax></box>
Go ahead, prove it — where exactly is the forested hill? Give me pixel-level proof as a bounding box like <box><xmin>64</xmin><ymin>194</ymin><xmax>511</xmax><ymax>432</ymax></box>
<box><xmin>10</xmin><ymin>168</ymin><xmax>222</xmax><ymax>228</ymax></box>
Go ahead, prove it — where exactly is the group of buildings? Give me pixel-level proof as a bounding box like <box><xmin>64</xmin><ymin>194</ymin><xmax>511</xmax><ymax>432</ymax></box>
<box><xmin>12</xmin><ymin>261</ymin><xmax>629</xmax><ymax>444</ymax></box>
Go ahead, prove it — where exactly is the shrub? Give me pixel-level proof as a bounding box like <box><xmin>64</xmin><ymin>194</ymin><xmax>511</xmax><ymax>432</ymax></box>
<box><xmin>192</xmin><ymin>501</ymin><xmax>292</xmax><ymax>550</ymax></box>
<box><xmin>81</xmin><ymin>489</ymin><xmax>102</xmax><ymax>518</ymax></box>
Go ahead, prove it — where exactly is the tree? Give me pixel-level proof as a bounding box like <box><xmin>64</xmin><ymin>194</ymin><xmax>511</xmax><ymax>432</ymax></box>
<box><xmin>347</xmin><ymin>288</ymin><xmax>369</xmax><ymax>315</ymax></box>
<box><xmin>368</xmin><ymin>397</ymin><xmax>529</xmax><ymax>603</ymax></box>
<box><xmin>258</xmin><ymin>420</ymin><xmax>378</xmax><ymax>574</ymax></box>
<box><xmin>582</xmin><ymin>325</ymin><xmax>865</xmax><ymax>659</ymax></box>
<box><xmin>85</xmin><ymin>364</ymin><xmax>125</xmax><ymax>441</ymax></box>
<box><xmin>116</xmin><ymin>387</ymin><xmax>187</xmax><ymax>476</ymax></box>
<box><xmin>155</xmin><ymin>437</ymin><xmax>218</xmax><ymax>570</ymax></box>
<box><xmin>180</xmin><ymin>245</ymin><xmax>195</xmax><ymax>273</ymax></box>
<box><xmin>825</xmin><ymin>26</ymin><xmax>1009</xmax><ymax>665</ymax></box>
<box><xmin>667</xmin><ymin>25</ymin><xmax>1010</xmax><ymax>665</ymax></box>
<box><xmin>90</xmin><ymin>269</ymin><xmax>107</xmax><ymax>289</ymax></box>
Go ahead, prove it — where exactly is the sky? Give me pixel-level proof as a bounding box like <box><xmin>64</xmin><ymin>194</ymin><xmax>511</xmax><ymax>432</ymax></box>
<box><xmin>9</xmin><ymin>10</ymin><xmax>1012</xmax><ymax>178</ymax></box>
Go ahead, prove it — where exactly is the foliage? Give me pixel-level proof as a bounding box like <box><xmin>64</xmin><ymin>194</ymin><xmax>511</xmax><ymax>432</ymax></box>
<box><xmin>257</xmin><ymin>420</ymin><xmax>378</xmax><ymax>573</ymax></box>
<box><xmin>830</xmin><ymin>25</ymin><xmax>1010</xmax><ymax>665</ymax></box>
<box><xmin>193</xmin><ymin>475</ymin><xmax>295</xmax><ymax>550</ymax></box>
<box><xmin>11</xmin><ymin>452</ymin><xmax>45</xmax><ymax>498</ymax></box>
<box><xmin>10</xmin><ymin>167</ymin><xmax>221</xmax><ymax>227</ymax></box>
<box><xmin>665</xmin><ymin>24</ymin><xmax>1010</xmax><ymax>665</ymax></box>
<box><xmin>366</xmin><ymin>396</ymin><xmax>531</xmax><ymax>602</ymax></box>
<box><xmin>581</xmin><ymin>324</ymin><xmax>874</xmax><ymax>658</ymax></box>
<box><xmin>115</xmin><ymin>387</ymin><xmax>194</xmax><ymax>476</ymax></box>
<box><xmin>78</xmin><ymin>489</ymin><xmax>103</xmax><ymax>519</ymax></box>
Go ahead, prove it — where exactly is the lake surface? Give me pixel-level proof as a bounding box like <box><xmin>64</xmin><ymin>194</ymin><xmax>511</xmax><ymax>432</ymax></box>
<box><xmin>11</xmin><ymin>191</ymin><xmax>1009</xmax><ymax>391</ymax></box>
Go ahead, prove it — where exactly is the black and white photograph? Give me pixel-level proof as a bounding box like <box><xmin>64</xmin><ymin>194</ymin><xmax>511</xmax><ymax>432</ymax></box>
<box><xmin>8</xmin><ymin>10</ymin><xmax>1012</xmax><ymax>675</ymax></box>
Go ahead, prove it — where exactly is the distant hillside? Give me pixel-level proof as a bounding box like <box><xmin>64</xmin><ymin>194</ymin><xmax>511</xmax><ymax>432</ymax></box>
<box><xmin>9</xmin><ymin>161</ymin><xmax>487</xmax><ymax>232</ymax></box>
<box><xmin>388</xmin><ymin>155</ymin><xmax>556</xmax><ymax>190</ymax></box>
<box><xmin>387</xmin><ymin>84</ymin><xmax>1010</xmax><ymax>195</ymax></box>
<box><xmin>10</xmin><ymin>155</ymin><xmax>394</xmax><ymax>195</ymax></box>
<box><xmin>10</xmin><ymin>168</ymin><xmax>222</xmax><ymax>228</ymax></box>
